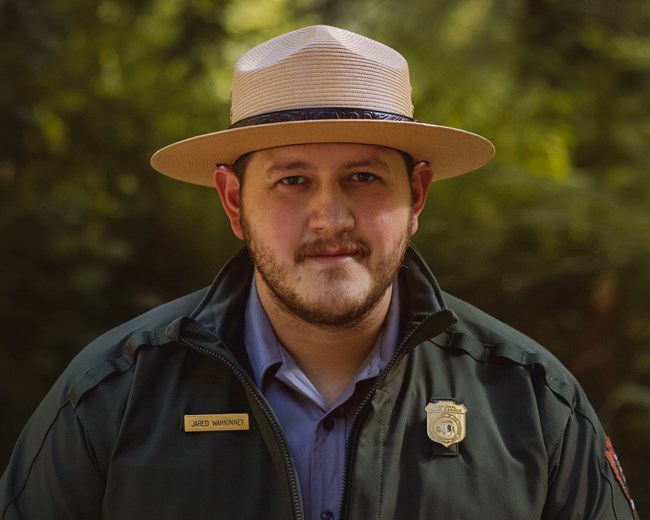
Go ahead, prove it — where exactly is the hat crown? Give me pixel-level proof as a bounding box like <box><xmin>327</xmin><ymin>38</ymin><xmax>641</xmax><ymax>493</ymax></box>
<box><xmin>230</xmin><ymin>25</ymin><xmax>414</xmax><ymax>124</ymax></box>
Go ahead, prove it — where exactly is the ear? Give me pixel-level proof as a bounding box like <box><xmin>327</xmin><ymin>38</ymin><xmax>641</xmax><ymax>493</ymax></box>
<box><xmin>213</xmin><ymin>165</ymin><xmax>244</xmax><ymax>240</ymax></box>
<box><xmin>409</xmin><ymin>161</ymin><xmax>434</xmax><ymax>235</ymax></box>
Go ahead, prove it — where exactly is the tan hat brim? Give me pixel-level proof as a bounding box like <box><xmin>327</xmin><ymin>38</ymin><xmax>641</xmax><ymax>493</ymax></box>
<box><xmin>150</xmin><ymin>119</ymin><xmax>495</xmax><ymax>187</ymax></box>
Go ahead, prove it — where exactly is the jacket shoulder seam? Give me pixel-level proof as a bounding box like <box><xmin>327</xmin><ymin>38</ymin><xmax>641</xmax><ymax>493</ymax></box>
<box><xmin>68</xmin><ymin>329</ymin><xmax>160</xmax><ymax>408</ymax></box>
<box><xmin>441</xmin><ymin>330</ymin><xmax>577</xmax><ymax>409</ymax></box>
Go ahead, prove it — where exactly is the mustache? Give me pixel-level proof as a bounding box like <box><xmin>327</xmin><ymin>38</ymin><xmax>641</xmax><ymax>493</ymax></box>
<box><xmin>295</xmin><ymin>235</ymin><xmax>372</xmax><ymax>263</ymax></box>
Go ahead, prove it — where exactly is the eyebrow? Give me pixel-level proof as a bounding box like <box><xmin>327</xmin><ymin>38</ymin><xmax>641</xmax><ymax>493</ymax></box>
<box><xmin>341</xmin><ymin>157</ymin><xmax>391</xmax><ymax>171</ymax></box>
<box><xmin>265</xmin><ymin>156</ymin><xmax>391</xmax><ymax>176</ymax></box>
<box><xmin>265</xmin><ymin>160</ymin><xmax>311</xmax><ymax>175</ymax></box>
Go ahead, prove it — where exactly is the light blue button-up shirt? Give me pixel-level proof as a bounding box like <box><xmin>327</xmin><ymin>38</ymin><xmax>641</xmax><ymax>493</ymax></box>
<box><xmin>244</xmin><ymin>278</ymin><xmax>401</xmax><ymax>520</ymax></box>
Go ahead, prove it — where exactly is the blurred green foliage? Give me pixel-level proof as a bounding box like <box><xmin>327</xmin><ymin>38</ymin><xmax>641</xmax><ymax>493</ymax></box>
<box><xmin>1</xmin><ymin>0</ymin><xmax>648</xmax><ymax>511</ymax></box>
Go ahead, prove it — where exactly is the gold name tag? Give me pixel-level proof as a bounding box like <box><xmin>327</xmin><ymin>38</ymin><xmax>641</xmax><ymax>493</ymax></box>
<box><xmin>183</xmin><ymin>413</ymin><xmax>250</xmax><ymax>432</ymax></box>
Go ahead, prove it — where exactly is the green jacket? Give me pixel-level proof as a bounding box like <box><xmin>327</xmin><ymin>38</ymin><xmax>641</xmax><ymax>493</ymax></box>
<box><xmin>0</xmin><ymin>247</ymin><xmax>637</xmax><ymax>519</ymax></box>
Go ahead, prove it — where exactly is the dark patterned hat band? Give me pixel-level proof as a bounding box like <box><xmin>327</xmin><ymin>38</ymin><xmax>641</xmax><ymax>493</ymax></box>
<box><xmin>230</xmin><ymin>108</ymin><xmax>415</xmax><ymax>129</ymax></box>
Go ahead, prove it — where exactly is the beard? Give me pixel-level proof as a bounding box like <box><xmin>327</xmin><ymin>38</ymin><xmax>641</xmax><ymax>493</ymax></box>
<box><xmin>240</xmin><ymin>211</ymin><xmax>412</xmax><ymax>330</ymax></box>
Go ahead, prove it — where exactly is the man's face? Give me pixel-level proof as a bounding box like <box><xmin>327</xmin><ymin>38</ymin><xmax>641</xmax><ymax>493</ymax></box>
<box><xmin>217</xmin><ymin>143</ymin><xmax>431</xmax><ymax>329</ymax></box>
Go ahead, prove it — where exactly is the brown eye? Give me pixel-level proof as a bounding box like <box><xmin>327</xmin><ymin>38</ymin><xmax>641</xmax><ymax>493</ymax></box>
<box><xmin>350</xmin><ymin>172</ymin><xmax>379</xmax><ymax>183</ymax></box>
<box><xmin>279</xmin><ymin>176</ymin><xmax>305</xmax><ymax>185</ymax></box>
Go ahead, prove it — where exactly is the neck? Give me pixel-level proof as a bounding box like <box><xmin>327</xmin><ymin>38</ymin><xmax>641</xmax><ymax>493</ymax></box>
<box><xmin>256</xmin><ymin>274</ymin><xmax>392</xmax><ymax>407</ymax></box>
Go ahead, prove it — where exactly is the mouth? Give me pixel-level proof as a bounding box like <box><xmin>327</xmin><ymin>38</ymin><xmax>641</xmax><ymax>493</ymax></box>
<box><xmin>295</xmin><ymin>238</ymin><xmax>371</xmax><ymax>264</ymax></box>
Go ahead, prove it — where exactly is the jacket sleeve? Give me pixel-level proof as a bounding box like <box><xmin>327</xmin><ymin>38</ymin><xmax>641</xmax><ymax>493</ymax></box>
<box><xmin>543</xmin><ymin>397</ymin><xmax>639</xmax><ymax>520</ymax></box>
<box><xmin>0</xmin><ymin>396</ymin><xmax>105</xmax><ymax>519</ymax></box>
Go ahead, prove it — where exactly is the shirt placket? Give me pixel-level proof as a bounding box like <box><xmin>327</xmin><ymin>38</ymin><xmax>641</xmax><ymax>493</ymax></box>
<box><xmin>312</xmin><ymin>410</ymin><xmax>346</xmax><ymax>520</ymax></box>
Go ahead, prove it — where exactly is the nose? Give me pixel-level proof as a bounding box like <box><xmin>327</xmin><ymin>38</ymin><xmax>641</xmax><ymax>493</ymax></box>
<box><xmin>307</xmin><ymin>183</ymin><xmax>354</xmax><ymax>235</ymax></box>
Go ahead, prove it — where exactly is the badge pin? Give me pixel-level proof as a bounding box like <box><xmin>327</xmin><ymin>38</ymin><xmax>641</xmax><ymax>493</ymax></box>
<box><xmin>425</xmin><ymin>400</ymin><xmax>467</xmax><ymax>448</ymax></box>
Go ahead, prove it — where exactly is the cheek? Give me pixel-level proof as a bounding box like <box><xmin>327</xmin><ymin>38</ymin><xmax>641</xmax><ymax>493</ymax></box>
<box><xmin>246</xmin><ymin>203</ymin><xmax>303</xmax><ymax>247</ymax></box>
<box><xmin>365</xmin><ymin>204</ymin><xmax>412</xmax><ymax>236</ymax></box>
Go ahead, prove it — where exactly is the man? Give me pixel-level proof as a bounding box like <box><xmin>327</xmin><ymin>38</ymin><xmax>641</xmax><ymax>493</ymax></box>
<box><xmin>0</xmin><ymin>25</ymin><xmax>638</xmax><ymax>519</ymax></box>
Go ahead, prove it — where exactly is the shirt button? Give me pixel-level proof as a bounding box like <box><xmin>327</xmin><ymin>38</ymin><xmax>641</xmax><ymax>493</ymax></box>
<box><xmin>323</xmin><ymin>417</ymin><xmax>335</xmax><ymax>432</ymax></box>
<box><xmin>321</xmin><ymin>510</ymin><xmax>335</xmax><ymax>520</ymax></box>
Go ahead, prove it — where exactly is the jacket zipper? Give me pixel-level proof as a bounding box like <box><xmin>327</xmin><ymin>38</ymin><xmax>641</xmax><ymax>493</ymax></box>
<box><xmin>176</xmin><ymin>335</ymin><xmax>304</xmax><ymax>520</ymax></box>
<box><xmin>338</xmin><ymin>309</ymin><xmax>455</xmax><ymax>520</ymax></box>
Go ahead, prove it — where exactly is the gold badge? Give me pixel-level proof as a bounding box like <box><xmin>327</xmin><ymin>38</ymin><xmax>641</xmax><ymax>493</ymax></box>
<box><xmin>425</xmin><ymin>401</ymin><xmax>467</xmax><ymax>448</ymax></box>
<box><xmin>183</xmin><ymin>413</ymin><xmax>250</xmax><ymax>432</ymax></box>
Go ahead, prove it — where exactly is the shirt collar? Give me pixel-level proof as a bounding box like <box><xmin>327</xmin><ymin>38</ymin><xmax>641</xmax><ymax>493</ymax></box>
<box><xmin>244</xmin><ymin>277</ymin><xmax>282</xmax><ymax>388</ymax></box>
<box><xmin>244</xmin><ymin>276</ymin><xmax>401</xmax><ymax>393</ymax></box>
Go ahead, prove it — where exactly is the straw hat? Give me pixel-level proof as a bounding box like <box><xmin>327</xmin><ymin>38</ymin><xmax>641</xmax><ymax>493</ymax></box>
<box><xmin>150</xmin><ymin>25</ymin><xmax>495</xmax><ymax>186</ymax></box>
